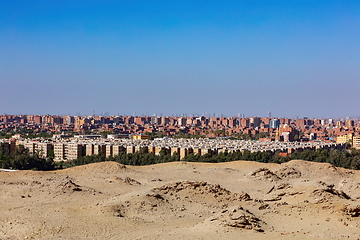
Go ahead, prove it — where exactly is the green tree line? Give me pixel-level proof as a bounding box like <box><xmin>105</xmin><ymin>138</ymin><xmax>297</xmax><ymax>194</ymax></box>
<box><xmin>59</xmin><ymin>148</ymin><xmax>360</xmax><ymax>170</ymax></box>
<box><xmin>0</xmin><ymin>143</ymin><xmax>54</xmax><ymax>170</ymax></box>
<box><xmin>1</xmin><ymin>142</ymin><xmax>360</xmax><ymax>171</ymax></box>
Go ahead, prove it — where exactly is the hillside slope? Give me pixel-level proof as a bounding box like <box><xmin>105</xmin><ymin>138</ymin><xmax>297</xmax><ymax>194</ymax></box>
<box><xmin>1</xmin><ymin>160</ymin><xmax>359</xmax><ymax>239</ymax></box>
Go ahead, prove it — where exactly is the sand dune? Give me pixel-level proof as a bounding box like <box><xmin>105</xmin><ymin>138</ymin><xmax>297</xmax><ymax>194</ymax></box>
<box><xmin>1</xmin><ymin>160</ymin><xmax>360</xmax><ymax>239</ymax></box>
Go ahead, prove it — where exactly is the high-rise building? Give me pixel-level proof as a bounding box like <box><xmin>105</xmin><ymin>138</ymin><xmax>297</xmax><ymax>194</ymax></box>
<box><xmin>269</xmin><ymin>119</ymin><xmax>280</xmax><ymax>129</ymax></box>
<box><xmin>67</xmin><ymin>116</ymin><xmax>75</xmax><ymax>124</ymax></box>
<box><xmin>178</xmin><ymin>117</ymin><xmax>187</xmax><ymax>126</ymax></box>
<box><xmin>240</xmin><ymin>118</ymin><xmax>249</xmax><ymax>127</ymax></box>
<box><xmin>347</xmin><ymin>120</ymin><xmax>354</xmax><ymax>128</ymax></box>
<box><xmin>250</xmin><ymin>117</ymin><xmax>261</xmax><ymax>127</ymax></box>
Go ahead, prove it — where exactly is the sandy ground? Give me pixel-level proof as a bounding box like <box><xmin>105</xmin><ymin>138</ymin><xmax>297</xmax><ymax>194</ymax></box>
<box><xmin>1</xmin><ymin>160</ymin><xmax>360</xmax><ymax>240</ymax></box>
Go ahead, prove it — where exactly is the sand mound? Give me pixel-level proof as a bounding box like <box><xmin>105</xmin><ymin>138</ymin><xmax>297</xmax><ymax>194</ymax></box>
<box><xmin>61</xmin><ymin>161</ymin><xmax>127</xmax><ymax>175</ymax></box>
<box><xmin>101</xmin><ymin>181</ymin><xmax>261</xmax><ymax>232</ymax></box>
<box><xmin>285</xmin><ymin>160</ymin><xmax>355</xmax><ymax>179</ymax></box>
<box><xmin>154</xmin><ymin>181</ymin><xmax>252</xmax><ymax>203</ymax></box>
<box><xmin>1</xmin><ymin>160</ymin><xmax>360</xmax><ymax>239</ymax></box>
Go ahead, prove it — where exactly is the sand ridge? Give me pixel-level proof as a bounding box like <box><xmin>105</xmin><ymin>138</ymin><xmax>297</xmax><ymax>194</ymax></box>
<box><xmin>0</xmin><ymin>160</ymin><xmax>360</xmax><ymax>239</ymax></box>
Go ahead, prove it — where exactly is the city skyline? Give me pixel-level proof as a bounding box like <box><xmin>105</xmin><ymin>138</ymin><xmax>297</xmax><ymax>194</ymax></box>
<box><xmin>1</xmin><ymin>111</ymin><xmax>359</xmax><ymax>120</ymax></box>
<box><xmin>1</xmin><ymin>1</ymin><xmax>360</xmax><ymax>118</ymax></box>
<box><xmin>2</xmin><ymin>113</ymin><xmax>359</xmax><ymax>149</ymax></box>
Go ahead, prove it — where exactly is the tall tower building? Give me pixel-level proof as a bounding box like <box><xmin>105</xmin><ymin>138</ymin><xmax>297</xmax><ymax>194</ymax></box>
<box><xmin>270</xmin><ymin>119</ymin><xmax>280</xmax><ymax>129</ymax></box>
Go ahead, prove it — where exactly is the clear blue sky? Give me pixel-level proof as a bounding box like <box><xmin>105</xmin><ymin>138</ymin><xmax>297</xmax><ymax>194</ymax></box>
<box><xmin>1</xmin><ymin>1</ymin><xmax>359</xmax><ymax>118</ymax></box>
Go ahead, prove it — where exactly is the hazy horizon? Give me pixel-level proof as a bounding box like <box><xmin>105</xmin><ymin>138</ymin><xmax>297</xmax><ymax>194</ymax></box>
<box><xmin>1</xmin><ymin>111</ymin><xmax>359</xmax><ymax>120</ymax></box>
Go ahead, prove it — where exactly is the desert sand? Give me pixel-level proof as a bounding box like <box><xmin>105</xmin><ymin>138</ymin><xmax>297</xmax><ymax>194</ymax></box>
<box><xmin>1</xmin><ymin>160</ymin><xmax>359</xmax><ymax>239</ymax></box>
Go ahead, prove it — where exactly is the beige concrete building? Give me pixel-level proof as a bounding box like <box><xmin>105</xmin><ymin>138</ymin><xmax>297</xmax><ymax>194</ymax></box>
<box><xmin>154</xmin><ymin>147</ymin><xmax>164</xmax><ymax>155</ymax></box>
<box><xmin>106</xmin><ymin>145</ymin><xmax>113</xmax><ymax>158</ymax></box>
<box><xmin>35</xmin><ymin>143</ymin><xmax>52</xmax><ymax>158</ymax></box>
<box><xmin>148</xmin><ymin>146</ymin><xmax>155</xmax><ymax>154</ymax></box>
<box><xmin>86</xmin><ymin>144</ymin><xmax>94</xmax><ymax>156</ymax></box>
<box><xmin>201</xmin><ymin>148</ymin><xmax>211</xmax><ymax>156</ymax></box>
<box><xmin>24</xmin><ymin>142</ymin><xmax>36</xmax><ymax>155</ymax></box>
<box><xmin>179</xmin><ymin>148</ymin><xmax>192</xmax><ymax>160</ymax></box>
<box><xmin>94</xmin><ymin>145</ymin><xmax>106</xmax><ymax>156</ymax></box>
<box><xmin>54</xmin><ymin>143</ymin><xmax>65</xmax><ymax>160</ymax></box>
<box><xmin>127</xmin><ymin>146</ymin><xmax>135</xmax><ymax>154</ymax></box>
<box><xmin>54</xmin><ymin>143</ymin><xmax>82</xmax><ymax>161</ymax></box>
<box><xmin>193</xmin><ymin>148</ymin><xmax>201</xmax><ymax>155</ymax></box>
<box><xmin>112</xmin><ymin>145</ymin><xmax>125</xmax><ymax>156</ymax></box>
<box><xmin>66</xmin><ymin>144</ymin><xmax>82</xmax><ymax>160</ymax></box>
<box><xmin>352</xmin><ymin>136</ymin><xmax>360</xmax><ymax>149</ymax></box>
<box><xmin>135</xmin><ymin>146</ymin><xmax>141</xmax><ymax>153</ymax></box>
<box><xmin>171</xmin><ymin>147</ymin><xmax>180</xmax><ymax>156</ymax></box>
<box><xmin>336</xmin><ymin>134</ymin><xmax>353</xmax><ymax>144</ymax></box>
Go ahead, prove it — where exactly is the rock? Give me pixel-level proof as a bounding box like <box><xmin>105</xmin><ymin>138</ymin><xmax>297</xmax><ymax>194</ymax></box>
<box><xmin>116</xmin><ymin>177</ymin><xmax>141</xmax><ymax>185</ymax></box>
<box><xmin>250</xmin><ymin>168</ymin><xmax>281</xmax><ymax>182</ymax></box>
<box><xmin>275</xmin><ymin>167</ymin><xmax>301</xmax><ymax>179</ymax></box>
<box><xmin>231</xmin><ymin>192</ymin><xmax>252</xmax><ymax>201</ymax></box>
<box><xmin>146</xmin><ymin>193</ymin><xmax>165</xmax><ymax>201</ymax></box>
<box><xmin>259</xmin><ymin>204</ymin><xmax>269</xmax><ymax>210</ymax></box>
<box><xmin>341</xmin><ymin>205</ymin><xmax>360</xmax><ymax>217</ymax></box>
<box><xmin>264</xmin><ymin>196</ymin><xmax>282</xmax><ymax>202</ymax></box>
<box><xmin>154</xmin><ymin>181</ymin><xmax>232</xmax><ymax>199</ymax></box>
<box><xmin>266</xmin><ymin>186</ymin><xmax>275</xmax><ymax>194</ymax></box>
<box><xmin>225</xmin><ymin>213</ymin><xmax>264</xmax><ymax>231</ymax></box>
<box><xmin>310</xmin><ymin>185</ymin><xmax>351</xmax><ymax>200</ymax></box>
<box><xmin>59</xmin><ymin>179</ymin><xmax>82</xmax><ymax>192</ymax></box>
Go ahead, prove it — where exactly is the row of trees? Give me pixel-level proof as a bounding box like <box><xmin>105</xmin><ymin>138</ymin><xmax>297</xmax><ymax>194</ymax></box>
<box><xmin>60</xmin><ymin>149</ymin><xmax>179</xmax><ymax>169</ymax></box>
<box><xmin>0</xmin><ymin>143</ymin><xmax>54</xmax><ymax>170</ymax></box>
<box><xmin>291</xmin><ymin>148</ymin><xmax>360</xmax><ymax>170</ymax></box>
<box><xmin>60</xmin><ymin>148</ymin><xmax>360</xmax><ymax>170</ymax></box>
<box><xmin>1</xmin><ymin>142</ymin><xmax>360</xmax><ymax>171</ymax></box>
<box><xmin>0</xmin><ymin>128</ymin><xmax>53</xmax><ymax>139</ymax></box>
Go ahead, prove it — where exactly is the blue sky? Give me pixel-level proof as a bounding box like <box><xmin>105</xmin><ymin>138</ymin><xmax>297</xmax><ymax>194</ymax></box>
<box><xmin>1</xmin><ymin>1</ymin><xmax>359</xmax><ymax>118</ymax></box>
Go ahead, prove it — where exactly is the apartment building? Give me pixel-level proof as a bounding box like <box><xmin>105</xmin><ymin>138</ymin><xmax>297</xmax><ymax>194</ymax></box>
<box><xmin>94</xmin><ymin>144</ymin><xmax>106</xmax><ymax>156</ymax></box>
<box><xmin>54</xmin><ymin>143</ymin><xmax>65</xmax><ymax>160</ymax></box>
<box><xmin>112</xmin><ymin>145</ymin><xmax>125</xmax><ymax>156</ymax></box>
<box><xmin>35</xmin><ymin>143</ymin><xmax>53</xmax><ymax>158</ymax></box>
<box><xmin>106</xmin><ymin>145</ymin><xmax>113</xmax><ymax>157</ymax></box>
<box><xmin>86</xmin><ymin>144</ymin><xmax>94</xmax><ymax>156</ymax></box>
<box><xmin>66</xmin><ymin>144</ymin><xmax>82</xmax><ymax>160</ymax></box>
<box><xmin>54</xmin><ymin>143</ymin><xmax>82</xmax><ymax>161</ymax></box>
<box><xmin>336</xmin><ymin>134</ymin><xmax>353</xmax><ymax>144</ymax></box>
<box><xmin>24</xmin><ymin>142</ymin><xmax>36</xmax><ymax>155</ymax></box>
<box><xmin>353</xmin><ymin>136</ymin><xmax>360</xmax><ymax>149</ymax></box>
